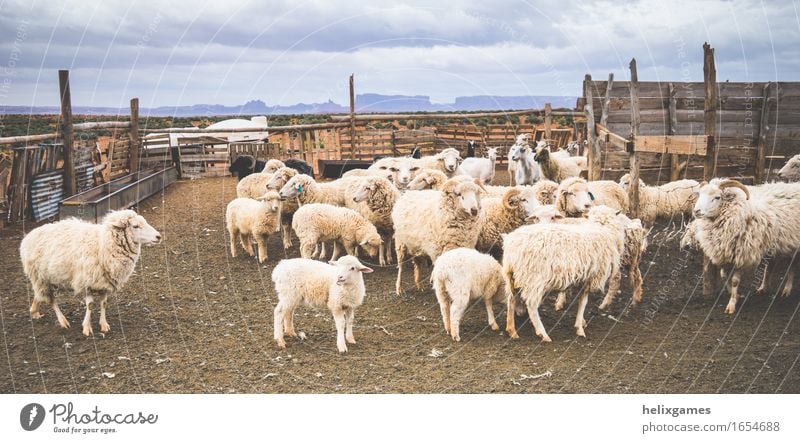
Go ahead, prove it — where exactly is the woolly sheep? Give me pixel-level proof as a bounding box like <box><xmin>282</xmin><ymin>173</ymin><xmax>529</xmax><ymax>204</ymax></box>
<box><xmin>266</xmin><ymin>167</ymin><xmax>300</xmax><ymax>249</ymax></box>
<box><xmin>476</xmin><ymin>187</ymin><xmax>540</xmax><ymax>254</ymax></box>
<box><xmin>235</xmin><ymin>159</ymin><xmax>286</xmax><ymax>198</ymax></box>
<box><xmin>618</xmin><ymin>174</ymin><xmax>700</xmax><ymax>227</ymax></box>
<box><xmin>278</xmin><ymin>174</ymin><xmax>360</xmax><ymax>207</ymax></box>
<box><xmin>272</xmin><ymin>256</ymin><xmax>373</xmax><ymax>353</ymax></box>
<box><xmin>503</xmin><ymin>205</ymin><xmax>625</xmax><ymax>341</ymax></box>
<box><xmin>291</xmin><ymin>203</ymin><xmax>382</xmax><ymax>261</ymax></box>
<box><xmin>406</xmin><ymin>168</ymin><xmax>450</xmax><ymax>191</ymax></box>
<box><xmin>555</xmin><ymin>177</ymin><xmax>629</xmax><ymax>217</ymax></box>
<box><xmin>392</xmin><ymin>177</ymin><xmax>485</xmax><ymax>294</ymax></box>
<box><xmin>417</xmin><ymin>148</ymin><xmax>462</xmax><ymax>177</ymax></box>
<box><xmin>350</xmin><ymin>176</ymin><xmax>401</xmax><ymax>266</ymax></box>
<box><xmin>20</xmin><ymin>210</ymin><xmax>161</xmax><ymax>336</ymax></box>
<box><xmin>431</xmin><ymin>248</ymin><xmax>506</xmax><ymax>341</ymax></box>
<box><xmin>692</xmin><ymin>179</ymin><xmax>800</xmax><ymax>313</ymax></box>
<box><xmin>367</xmin><ymin>157</ymin><xmax>420</xmax><ymax>188</ymax></box>
<box><xmin>778</xmin><ymin>154</ymin><xmax>800</xmax><ymax>181</ymax></box>
<box><xmin>457</xmin><ymin>147</ymin><xmax>498</xmax><ymax>184</ymax></box>
<box><xmin>225</xmin><ymin>191</ymin><xmax>282</xmax><ymax>263</ymax></box>
<box><xmin>533</xmin><ymin>144</ymin><xmax>585</xmax><ymax>182</ymax></box>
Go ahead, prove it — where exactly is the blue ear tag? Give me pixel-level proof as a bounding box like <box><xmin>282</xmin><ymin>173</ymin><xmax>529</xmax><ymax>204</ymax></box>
<box><xmin>589</xmin><ymin>191</ymin><xmax>596</xmax><ymax>201</ymax></box>
<box><xmin>296</xmin><ymin>183</ymin><xmax>304</xmax><ymax>193</ymax></box>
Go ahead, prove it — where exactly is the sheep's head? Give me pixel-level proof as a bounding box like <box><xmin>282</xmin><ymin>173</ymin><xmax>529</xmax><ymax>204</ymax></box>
<box><xmin>104</xmin><ymin>210</ymin><xmax>161</xmax><ymax>245</ymax></box>
<box><xmin>357</xmin><ymin>229</ymin><xmax>383</xmax><ymax>258</ymax></box>
<box><xmin>587</xmin><ymin>205</ymin><xmax>623</xmax><ymax>227</ymax></box>
<box><xmin>264</xmin><ymin>159</ymin><xmax>285</xmax><ymax>174</ymax></box>
<box><xmin>390</xmin><ymin>158</ymin><xmax>420</xmax><ymax>188</ymax></box>
<box><xmin>778</xmin><ymin>154</ymin><xmax>800</xmax><ymax>181</ymax></box>
<box><xmin>266</xmin><ymin>167</ymin><xmax>297</xmax><ymax>190</ymax></box>
<box><xmin>353</xmin><ymin>179</ymin><xmax>377</xmax><ymax>203</ymax></box>
<box><xmin>534</xmin><ymin>180</ymin><xmax>558</xmax><ymax>204</ymax></box>
<box><xmin>503</xmin><ymin>187</ymin><xmax>539</xmax><ymax>220</ymax></box>
<box><xmin>556</xmin><ymin>177</ymin><xmax>595</xmax><ymax>216</ymax></box>
<box><xmin>437</xmin><ymin>148</ymin><xmax>462</xmax><ymax>173</ymax></box>
<box><xmin>229</xmin><ymin>155</ymin><xmax>254</xmax><ymax>173</ymax></box>
<box><xmin>525</xmin><ymin>204</ymin><xmax>564</xmax><ymax>224</ymax></box>
<box><xmin>256</xmin><ymin>190</ymin><xmax>281</xmax><ymax>213</ymax></box>
<box><xmin>441</xmin><ymin>177</ymin><xmax>482</xmax><ymax>217</ymax></box>
<box><xmin>329</xmin><ymin>255</ymin><xmax>373</xmax><ymax>286</ymax></box>
<box><xmin>693</xmin><ymin>178</ymin><xmax>750</xmax><ymax>219</ymax></box>
<box><xmin>407</xmin><ymin>169</ymin><xmax>446</xmax><ymax>190</ymax></box>
<box><xmin>618</xmin><ymin>173</ymin><xmax>645</xmax><ymax>192</ymax></box>
<box><xmin>279</xmin><ymin>174</ymin><xmax>312</xmax><ymax>199</ymax></box>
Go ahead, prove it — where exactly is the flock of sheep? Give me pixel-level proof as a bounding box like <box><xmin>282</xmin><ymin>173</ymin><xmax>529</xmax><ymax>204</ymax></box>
<box><xmin>17</xmin><ymin>136</ymin><xmax>800</xmax><ymax>353</ymax></box>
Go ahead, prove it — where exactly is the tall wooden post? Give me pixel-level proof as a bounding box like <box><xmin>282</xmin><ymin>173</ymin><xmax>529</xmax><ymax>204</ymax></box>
<box><xmin>584</xmin><ymin>74</ymin><xmax>600</xmax><ymax>180</ymax></box>
<box><xmin>668</xmin><ymin>83</ymin><xmax>681</xmax><ymax>181</ymax></box>
<box><xmin>129</xmin><ymin>97</ymin><xmax>141</xmax><ymax>174</ymax></box>
<box><xmin>59</xmin><ymin>70</ymin><xmax>76</xmax><ymax>196</ymax></box>
<box><xmin>544</xmin><ymin>102</ymin><xmax>552</xmax><ymax>140</ymax></box>
<box><xmin>600</xmin><ymin>73</ymin><xmax>614</xmax><ymax>127</ymax></box>
<box><xmin>755</xmin><ymin>82</ymin><xmax>772</xmax><ymax>183</ymax></box>
<box><xmin>628</xmin><ymin>58</ymin><xmax>641</xmax><ymax>219</ymax></box>
<box><xmin>348</xmin><ymin>74</ymin><xmax>357</xmax><ymax>159</ymax></box>
<box><xmin>703</xmin><ymin>42</ymin><xmax>718</xmax><ymax>181</ymax></box>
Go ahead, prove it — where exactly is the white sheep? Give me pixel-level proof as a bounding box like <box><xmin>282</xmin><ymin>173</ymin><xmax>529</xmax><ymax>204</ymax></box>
<box><xmin>234</xmin><ymin>159</ymin><xmax>285</xmax><ymax>199</ymax></box>
<box><xmin>265</xmin><ymin>166</ymin><xmax>300</xmax><ymax>249</ymax></box>
<box><xmin>392</xmin><ymin>177</ymin><xmax>485</xmax><ymax>294</ymax></box>
<box><xmin>278</xmin><ymin>174</ymin><xmax>360</xmax><ymax>207</ymax></box>
<box><xmin>366</xmin><ymin>156</ymin><xmax>420</xmax><ymax>188</ymax></box>
<box><xmin>272</xmin><ymin>255</ymin><xmax>373</xmax><ymax>353</ymax></box>
<box><xmin>533</xmin><ymin>144</ymin><xmax>585</xmax><ymax>182</ymax></box>
<box><xmin>431</xmin><ymin>248</ymin><xmax>506</xmax><ymax>341</ymax></box>
<box><xmin>476</xmin><ymin>187</ymin><xmax>540</xmax><ymax>254</ymax></box>
<box><xmin>417</xmin><ymin>148</ymin><xmax>462</xmax><ymax>177</ymax></box>
<box><xmin>503</xmin><ymin>205</ymin><xmax>625</xmax><ymax>341</ymax></box>
<box><xmin>350</xmin><ymin>176</ymin><xmax>401</xmax><ymax>266</ymax></box>
<box><xmin>457</xmin><ymin>147</ymin><xmax>498</xmax><ymax>184</ymax></box>
<box><xmin>692</xmin><ymin>179</ymin><xmax>800</xmax><ymax>313</ymax></box>
<box><xmin>555</xmin><ymin>176</ymin><xmax>629</xmax><ymax>217</ymax></box>
<box><xmin>778</xmin><ymin>154</ymin><xmax>800</xmax><ymax>181</ymax></box>
<box><xmin>618</xmin><ymin>174</ymin><xmax>700</xmax><ymax>227</ymax></box>
<box><xmin>291</xmin><ymin>203</ymin><xmax>382</xmax><ymax>261</ymax></box>
<box><xmin>225</xmin><ymin>191</ymin><xmax>282</xmax><ymax>263</ymax></box>
<box><xmin>20</xmin><ymin>210</ymin><xmax>161</xmax><ymax>336</ymax></box>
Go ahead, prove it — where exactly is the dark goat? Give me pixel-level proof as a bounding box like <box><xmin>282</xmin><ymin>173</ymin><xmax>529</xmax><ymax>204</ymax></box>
<box><xmin>410</xmin><ymin>146</ymin><xmax>422</xmax><ymax>159</ymax></box>
<box><xmin>284</xmin><ymin>158</ymin><xmax>314</xmax><ymax>177</ymax></box>
<box><xmin>229</xmin><ymin>155</ymin><xmax>266</xmax><ymax>181</ymax></box>
<box><xmin>466</xmin><ymin>140</ymin><xmax>477</xmax><ymax>158</ymax></box>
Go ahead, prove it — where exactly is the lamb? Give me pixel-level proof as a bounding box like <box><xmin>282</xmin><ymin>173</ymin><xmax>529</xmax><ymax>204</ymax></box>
<box><xmin>392</xmin><ymin>177</ymin><xmax>485</xmax><ymax>295</ymax></box>
<box><xmin>555</xmin><ymin>177</ymin><xmax>629</xmax><ymax>217</ymax></box>
<box><xmin>291</xmin><ymin>203</ymin><xmax>382</xmax><ymax>261</ymax></box>
<box><xmin>618</xmin><ymin>174</ymin><xmax>700</xmax><ymax>227</ymax></box>
<box><xmin>278</xmin><ymin>174</ymin><xmax>360</xmax><ymax>207</ymax></box>
<box><xmin>691</xmin><ymin>179</ymin><xmax>800</xmax><ymax>313</ymax></box>
<box><xmin>234</xmin><ymin>159</ymin><xmax>286</xmax><ymax>198</ymax></box>
<box><xmin>778</xmin><ymin>154</ymin><xmax>800</xmax><ymax>181</ymax></box>
<box><xmin>526</xmin><ymin>205</ymin><xmax>648</xmax><ymax>310</ymax></box>
<box><xmin>417</xmin><ymin>148</ymin><xmax>462</xmax><ymax>177</ymax></box>
<box><xmin>457</xmin><ymin>147</ymin><xmax>498</xmax><ymax>184</ymax></box>
<box><xmin>229</xmin><ymin>155</ymin><xmax>266</xmax><ymax>181</ymax></box>
<box><xmin>225</xmin><ymin>191</ymin><xmax>282</xmax><ymax>263</ymax></box>
<box><xmin>20</xmin><ymin>210</ymin><xmax>161</xmax><ymax>336</ymax></box>
<box><xmin>430</xmin><ymin>248</ymin><xmax>506</xmax><ymax>341</ymax></box>
<box><xmin>476</xmin><ymin>187</ymin><xmax>540</xmax><ymax>254</ymax></box>
<box><xmin>272</xmin><ymin>255</ymin><xmax>373</xmax><ymax>353</ymax></box>
<box><xmin>502</xmin><ymin>205</ymin><xmax>625</xmax><ymax>341</ymax></box>
<box><xmin>351</xmin><ymin>176</ymin><xmax>401</xmax><ymax>266</ymax></box>
<box><xmin>533</xmin><ymin>144</ymin><xmax>586</xmax><ymax>182</ymax></box>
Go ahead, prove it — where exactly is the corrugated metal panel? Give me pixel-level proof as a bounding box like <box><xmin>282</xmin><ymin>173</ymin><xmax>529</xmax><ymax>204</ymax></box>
<box><xmin>30</xmin><ymin>170</ymin><xmax>64</xmax><ymax>221</ymax></box>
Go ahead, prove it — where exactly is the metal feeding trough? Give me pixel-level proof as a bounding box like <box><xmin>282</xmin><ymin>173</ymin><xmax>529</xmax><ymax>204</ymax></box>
<box><xmin>59</xmin><ymin>166</ymin><xmax>178</xmax><ymax>222</ymax></box>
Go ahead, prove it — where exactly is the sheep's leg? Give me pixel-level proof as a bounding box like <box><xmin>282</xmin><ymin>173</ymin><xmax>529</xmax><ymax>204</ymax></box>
<box><xmin>703</xmin><ymin>257</ymin><xmax>718</xmax><ymax>297</ymax></box>
<box><xmin>756</xmin><ymin>261</ymin><xmax>770</xmax><ymax>295</ymax></box>
<box><xmin>283</xmin><ymin>304</ymin><xmax>297</xmax><ymax>338</ymax></box>
<box><xmin>378</xmin><ymin>241</ymin><xmax>386</xmax><ymax>267</ymax></box>
<box><xmin>241</xmin><ymin>234</ymin><xmax>255</xmax><ymax>256</ymax></box>
<box><xmin>484</xmin><ymin>296</ymin><xmax>499</xmax><ymax>331</ymax></box>
<box><xmin>395</xmin><ymin>244</ymin><xmax>405</xmax><ymax>296</ymax></box>
<box><xmin>344</xmin><ymin>308</ymin><xmax>356</xmax><ymax>344</ymax></box>
<box><xmin>449</xmin><ymin>298</ymin><xmax>468</xmax><ymax>342</ymax></box>
<box><xmin>311</xmin><ymin>243</ymin><xmax>320</xmax><ymax>258</ymax></box>
<box><xmin>412</xmin><ymin>256</ymin><xmax>426</xmax><ymax>291</ymax></box>
<box><xmin>724</xmin><ymin>268</ymin><xmax>741</xmax><ymax>315</ymax></box>
<box><xmin>331</xmin><ymin>241</ymin><xmax>344</xmax><ymax>261</ymax></box>
<box><xmin>320</xmin><ymin>242</ymin><xmax>329</xmax><ymax>260</ymax></box>
<box><xmin>51</xmin><ymin>297</ymin><xmax>70</xmax><ymax>329</ymax></box>
<box><xmin>29</xmin><ymin>280</ymin><xmax>50</xmax><ymax>320</ymax></box>
<box><xmin>81</xmin><ymin>294</ymin><xmax>94</xmax><ymax>337</ymax></box>
<box><xmin>554</xmin><ymin>291</ymin><xmax>567</xmax><ymax>311</ymax></box>
<box><xmin>332</xmin><ymin>308</ymin><xmax>348</xmax><ymax>353</ymax></box>
<box><xmin>385</xmin><ymin>236</ymin><xmax>394</xmax><ymax>264</ymax></box>
<box><xmin>299</xmin><ymin>241</ymin><xmax>316</xmax><ymax>259</ymax></box>
<box><xmin>98</xmin><ymin>295</ymin><xmax>111</xmax><ymax>333</ymax></box>
<box><xmin>782</xmin><ymin>266</ymin><xmax>794</xmax><ymax>297</ymax></box>
<box><xmin>524</xmin><ymin>291</ymin><xmax>551</xmax><ymax>342</ymax></box>
<box><xmin>574</xmin><ymin>285</ymin><xmax>591</xmax><ymax>338</ymax></box>
<box><xmin>630</xmin><ymin>264</ymin><xmax>643</xmax><ymax>305</ymax></box>
<box><xmin>433</xmin><ymin>280</ymin><xmax>451</xmax><ymax>335</ymax></box>
<box><xmin>229</xmin><ymin>229</ymin><xmax>239</xmax><ymax>257</ymax></box>
<box><xmin>600</xmin><ymin>269</ymin><xmax>622</xmax><ymax>310</ymax></box>
<box><xmin>255</xmin><ymin>235</ymin><xmax>268</xmax><ymax>263</ymax></box>
<box><xmin>504</xmin><ymin>270</ymin><xmax>519</xmax><ymax>339</ymax></box>
<box><xmin>281</xmin><ymin>218</ymin><xmax>293</xmax><ymax>249</ymax></box>
<box><xmin>274</xmin><ymin>302</ymin><xmax>286</xmax><ymax>349</ymax></box>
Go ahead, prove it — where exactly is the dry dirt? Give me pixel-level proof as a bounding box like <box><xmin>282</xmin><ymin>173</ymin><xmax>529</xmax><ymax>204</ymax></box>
<box><xmin>1</xmin><ymin>171</ymin><xmax>798</xmax><ymax>393</ymax></box>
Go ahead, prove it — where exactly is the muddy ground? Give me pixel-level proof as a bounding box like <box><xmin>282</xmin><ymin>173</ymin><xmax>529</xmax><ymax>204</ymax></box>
<box><xmin>1</xmin><ymin>171</ymin><xmax>798</xmax><ymax>393</ymax></box>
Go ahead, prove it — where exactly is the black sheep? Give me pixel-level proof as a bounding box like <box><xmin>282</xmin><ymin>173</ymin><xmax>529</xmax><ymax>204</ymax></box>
<box><xmin>410</xmin><ymin>146</ymin><xmax>422</xmax><ymax>159</ymax></box>
<box><xmin>229</xmin><ymin>155</ymin><xmax>266</xmax><ymax>181</ymax></box>
<box><xmin>466</xmin><ymin>140</ymin><xmax>476</xmax><ymax>158</ymax></box>
<box><xmin>284</xmin><ymin>158</ymin><xmax>314</xmax><ymax>177</ymax></box>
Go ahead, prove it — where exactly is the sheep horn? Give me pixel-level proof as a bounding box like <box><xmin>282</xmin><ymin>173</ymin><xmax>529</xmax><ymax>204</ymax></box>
<box><xmin>502</xmin><ymin>188</ymin><xmax>521</xmax><ymax>210</ymax></box>
<box><xmin>718</xmin><ymin>179</ymin><xmax>750</xmax><ymax>200</ymax></box>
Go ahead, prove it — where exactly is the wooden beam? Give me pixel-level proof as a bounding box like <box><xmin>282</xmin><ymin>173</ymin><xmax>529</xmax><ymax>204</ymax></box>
<box><xmin>349</xmin><ymin>73</ymin><xmax>357</xmax><ymax>159</ymax></box>
<box><xmin>703</xmin><ymin>42</ymin><xmax>718</xmax><ymax>181</ymax></box>
<box><xmin>73</xmin><ymin>121</ymin><xmax>131</xmax><ymax>130</ymax></box>
<box><xmin>600</xmin><ymin>73</ymin><xmax>614</xmax><ymax>127</ymax></box>
<box><xmin>0</xmin><ymin>133</ymin><xmax>60</xmax><ymax>145</ymax></box>
<box><xmin>668</xmin><ymin>82</ymin><xmax>681</xmax><ymax>181</ymax></box>
<box><xmin>129</xmin><ymin>98</ymin><xmax>141</xmax><ymax>174</ymax></box>
<box><xmin>59</xmin><ymin>70</ymin><xmax>76</xmax><ymax>197</ymax></box>
<box><xmin>755</xmin><ymin>82</ymin><xmax>772</xmax><ymax>183</ymax></box>
<box><xmin>633</xmin><ymin>135</ymin><xmax>710</xmax><ymax>155</ymax></box>
<box><xmin>544</xmin><ymin>102</ymin><xmax>552</xmax><ymax>139</ymax></box>
<box><xmin>584</xmin><ymin>74</ymin><xmax>601</xmax><ymax>180</ymax></box>
<box><xmin>628</xmin><ymin>58</ymin><xmax>641</xmax><ymax>219</ymax></box>
<box><xmin>328</xmin><ymin>109</ymin><xmax>582</xmax><ymax>122</ymax></box>
<box><xmin>142</xmin><ymin>121</ymin><xmax>347</xmax><ymax>134</ymax></box>
<box><xmin>595</xmin><ymin>123</ymin><xmax>631</xmax><ymax>151</ymax></box>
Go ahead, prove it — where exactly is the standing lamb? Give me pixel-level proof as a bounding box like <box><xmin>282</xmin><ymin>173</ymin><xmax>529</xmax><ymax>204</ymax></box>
<box><xmin>503</xmin><ymin>205</ymin><xmax>625</xmax><ymax>341</ymax></box>
<box><xmin>225</xmin><ymin>191</ymin><xmax>282</xmax><ymax>263</ymax></box>
<box><xmin>235</xmin><ymin>159</ymin><xmax>286</xmax><ymax>198</ymax></box>
<box><xmin>555</xmin><ymin>177</ymin><xmax>629</xmax><ymax>216</ymax></box>
<box><xmin>431</xmin><ymin>248</ymin><xmax>506</xmax><ymax>341</ymax></box>
<box><xmin>278</xmin><ymin>174</ymin><xmax>361</xmax><ymax>207</ymax></box>
<box><xmin>457</xmin><ymin>147</ymin><xmax>499</xmax><ymax>184</ymax></box>
<box><xmin>272</xmin><ymin>256</ymin><xmax>373</xmax><ymax>353</ymax></box>
<box><xmin>291</xmin><ymin>203</ymin><xmax>382</xmax><ymax>261</ymax></box>
<box><xmin>392</xmin><ymin>177</ymin><xmax>485</xmax><ymax>294</ymax></box>
<box><xmin>618</xmin><ymin>174</ymin><xmax>700</xmax><ymax>227</ymax></box>
<box><xmin>266</xmin><ymin>167</ymin><xmax>300</xmax><ymax>249</ymax></box>
<box><xmin>20</xmin><ymin>210</ymin><xmax>161</xmax><ymax>336</ymax></box>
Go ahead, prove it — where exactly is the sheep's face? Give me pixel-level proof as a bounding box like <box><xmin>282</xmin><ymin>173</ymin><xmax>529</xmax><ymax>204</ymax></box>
<box><xmin>359</xmin><ymin>233</ymin><xmax>382</xmax><ymax>257</ymax></box>
<box><xmin>353</xmin><ymin>182</ymin><xmax>375</xmax><ymax>203</ymax></box>
<box><xmin>406</xmin><ymin>171</ymin><xmax>438</xmax><ymax>190</ymax></box>
<box><xmin>329</xmin><ymin>256</ymin><xmax>373</xmax><ymax>286</ymax></box>
<box><xmin>391</xmin><ymin>159</ymin><xmax>420</xmax><ymax>188</ymax></box>
<box><xmin>266</xmin><ymin>167</ymin><xmax>296</xmax><ymax>190</ymax></box>
<box><xmin>439</xmin><ymin>149</ymin><xmax>462</xmax><ymax>173</ymax></box>
<box><xmin>560</xmin><ymin>183</ymin><xmax>594</xmax><ymax>214</ymax></box>
<box><xmin>587</xmin><ymin>205</ymin><xmax>622</xmax><ymax>227</ymax></box>
<box><xmin>106</xmin><ymin>210</ymin><xmax>162</xmax><ymax>245</ymax></box>
<box><xmin>279</xmin><ymin>175</ymin><xmax>307</xmax><ymax>199</ymax></box>
<box><xmin>257</xmin><ymin>191</ymin><xmax>281</xmax><ymax>212</ymax></box>
<box><xmin>693</xmin><ymin>181</ymin><xmax>748</xmax><ymax>219</ymax></box>
<box><xmin>264</xmin><ymin>159</ymin><xmax>285</xmax><ymax>174</ymax></box>
<box><xmin>445</xmin><ymin>181</ymin><xmax>481</xmax><ymax>216</ymax></box>
<box><xmin>525</xmin><ymin>204</ymin><xmax>563</xmax><ymax>224</ymax></box>
<box><xmin>229</xmin><ymin>155</ymin><xmax>253</xmax><ymax>173</ymax></box>
<box><xmin>778</xmin><ymin>155</ymin><xmax>800</xmax><ymax>181</ymax></box>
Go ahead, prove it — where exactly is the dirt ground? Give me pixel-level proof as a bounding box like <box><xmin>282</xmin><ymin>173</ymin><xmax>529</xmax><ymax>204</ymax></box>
<box><xmin>1</xmin><ymin>170</ymin><xmax>798</xmax><ymax>394</ymax></box>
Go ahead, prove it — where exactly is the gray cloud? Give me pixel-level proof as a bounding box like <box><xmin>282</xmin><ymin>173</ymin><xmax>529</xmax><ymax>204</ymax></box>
<box><xmin>0</xmin><ymin>0</ymin><xmax>797</xmax><ymax>107</ymax></box>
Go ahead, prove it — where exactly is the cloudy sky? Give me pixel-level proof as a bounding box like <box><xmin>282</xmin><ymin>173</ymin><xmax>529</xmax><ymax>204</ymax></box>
<box><xmin>0</xmin><ymin>0</ymin><xmax>798</xmax><ymax>108</ymax></box>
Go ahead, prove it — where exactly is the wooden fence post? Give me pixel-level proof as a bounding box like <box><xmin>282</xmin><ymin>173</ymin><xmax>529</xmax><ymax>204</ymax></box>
<box><xmin>58</xmin><ymin>70</ymin><xmax>76</xmax><ymax>196</ymax></box>
<box><xmin>129</xmin><ymin>97</ymin><xmax>141</xmax><ymax>175</ymax></box>
<box><xmin>668</xmin><ymin>83</ymin><xmax>681</xmax><ymax>181</ymax></box>
<box><xmin>583</xmin><ymin>74</ymin><xmax>600</xmax><ymax>180</ymax></box>
<box><xmin>349</xmin><ymin>74</ymin><xmax>357</xmax><ymax>159</ymax></box>
<box><xmin>600</xmin><ymin>73</ymin><xmax>613</xmax><ymax>127</ymax></box>
<box><xmin>755</xmin><ymin>82</ymin><xmax>772</xmax><ymax>183</ymax></box>
<box><xmin>703</xmin><ymin>42</ymin><xmax>718</xmax><ymax>181</ymax></box>
<box><xmin>544</xmin><ymin>102</ymin><xmax>552</xmax><ymax>140</ymax></box>
<box><xmin>628</xmin><ymin>58</ymin><xmax>641</xmax><ymax>219</ymax></box>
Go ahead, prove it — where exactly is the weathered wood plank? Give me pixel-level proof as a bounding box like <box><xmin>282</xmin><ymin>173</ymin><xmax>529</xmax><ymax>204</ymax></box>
<box><xmin>634</xmin><ymin>135</ymin><xmax>710</xmax><ymax>155</ymax></box>
<box><xmin>703</xmin><ymin>42</ymin><xmax>718</xmax><ymax>181</ymax></box>
<box><xmin>628</xmin><ymin>58</ymin><xmax>641</xmax><ymax>219</ymax></box>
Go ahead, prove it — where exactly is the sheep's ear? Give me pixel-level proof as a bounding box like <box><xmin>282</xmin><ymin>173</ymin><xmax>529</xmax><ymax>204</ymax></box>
<box><xmin>524</xmin><ymin>215</ymin><xmax>538</xmax><ymax>222</ymax></box>
<box><xmin>554</xmin><ymin>213</ymin><xmax>565</xmax><ymax>219</ymax></box>
<box><xmin>358</xmin><ymin>265</ymin><xmax>374</xmax><ymax>274</ymax></box>
<box><xmin>588</xmin><ymin>191</ymin><xmax>596</xmax><ymax>201</ymax></box>
<box><xmin>107</xmin><ymin>213</ymin><xmax>131</xmax><ymax>230</ymax></box>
